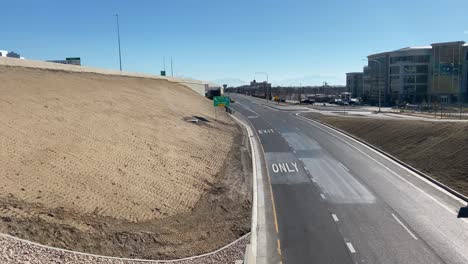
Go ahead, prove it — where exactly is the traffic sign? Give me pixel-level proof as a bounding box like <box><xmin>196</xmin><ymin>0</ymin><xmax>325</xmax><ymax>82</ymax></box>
<box><xmin>213</xmin><ymin>96</ymin><xmax>230</xmax><ymax>107</ymax></box>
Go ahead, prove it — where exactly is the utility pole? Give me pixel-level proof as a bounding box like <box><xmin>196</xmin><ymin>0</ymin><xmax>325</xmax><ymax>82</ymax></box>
<box><xmin>170</xmin><ymin>56</ymin><xmax>173</xmax><ymax>77</ymax></box>
<box><xmin>115</xmin><ymin>14</ymin><xmax>122</xmax><ymax>71</ymax></box>
<box><xmin>368</xmin><ymin>59</ymin><xmax>382</xmax><ymax>112</ymax></box>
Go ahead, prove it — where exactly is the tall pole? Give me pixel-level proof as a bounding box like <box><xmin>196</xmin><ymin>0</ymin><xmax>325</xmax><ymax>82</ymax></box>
<box><xmin>115</xmin><ymin>14</ymin><xmax>122</xmax><ymax>71</ymax></box>
<box><xmin>170</xmin><ymin>56</ymin><xmax>173</xmax><ymax>77</ymax></box>
<box><xmin>369</xmin><ymin>59</ymin><xmax>382</xmax><ymax>112</ymax></box>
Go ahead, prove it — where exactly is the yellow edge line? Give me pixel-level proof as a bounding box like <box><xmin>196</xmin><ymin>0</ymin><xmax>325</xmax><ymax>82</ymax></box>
<box><xmin>254</xmin><ymin>112</ymin><xmax>283</xmax><ymax>260</ymax></box>
<box><xmin>277</xmin><ymin>239</ymin><xmax>282</xmax><ymax>256</ymax></box>
<box><xmin>259</xmin><ymin>131</ymin><xmax>280</xmax><ymax>234</ymax></box>
<box><xmin>238</xmin><ymin>96</ymin><xmax>283</xmax><ymax>260</ymax></box>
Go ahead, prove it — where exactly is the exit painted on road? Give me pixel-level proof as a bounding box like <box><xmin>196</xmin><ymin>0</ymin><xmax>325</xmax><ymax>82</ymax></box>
<box><xmin>258</xmin><ymin>129</ymin><xmax>274</xmax><ymax>134</ymax></box>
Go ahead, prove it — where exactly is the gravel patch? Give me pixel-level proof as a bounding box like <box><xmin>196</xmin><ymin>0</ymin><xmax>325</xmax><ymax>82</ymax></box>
<box><xmin>0</xmin><ymin>233</ymin><xmax>249</xmax><ymax>264</ymax></box>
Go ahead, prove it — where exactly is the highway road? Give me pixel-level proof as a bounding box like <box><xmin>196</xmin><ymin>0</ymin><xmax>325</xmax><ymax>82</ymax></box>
<box><xmin>229</xmin><ymin>94</ymin><xmax>468</xmax><ymax>264</ymax></box>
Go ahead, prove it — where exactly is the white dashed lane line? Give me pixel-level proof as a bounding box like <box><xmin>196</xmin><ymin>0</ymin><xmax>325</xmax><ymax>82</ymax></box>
<box><xmin>346</xmin><ymin>242</ymin><xmax>356</xmax><ymax>253</ymax></box>
<box><xmin>320</xmin><ymin>193</ymin><xmax>326</xmax><ymax>200</ymax></box>
<box><xmin>331</xmin><ymin>214</ymin><xmax>339</xmax><ymax>222</ymax></box>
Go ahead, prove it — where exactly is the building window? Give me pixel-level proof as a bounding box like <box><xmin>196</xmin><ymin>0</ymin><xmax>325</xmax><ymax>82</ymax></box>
<box><xmin>404</xmin><ymin>65</ymin><xmax>416</xmax><ymax>74</ymax></box>
<box><xmin>415</xmin><ymin>55</ymin><xmax>430</xmax><ymax>63</ymax></box>
<box><xmin>390</xmin><ymin>76</ymin><xmax>400</xmax><ymax>85</ymax></box>
<box><xmin>390</xmin><ymin>66</ymin><xmax>399</xmax><ymax>74</ymax></box>
<box><xmin>441</xmin><ymin>96</ymin><xmax>449</xmax><ymax>103</ymax></box>
<box><xmin>416</xmin><ymin>85</ymin><xmax>427</xmax><ymax>94</ymax></box>
<box><xmin>404</xmin><ymin>85</ymin><xmax>415</xmax><ymax>92</ymax></box>
<box><xmin>404</xmin><ymin>75</ymin><xmax>416</xmax><ymax>83</ymax></box>
<box><xmin>416</xmin><ymin>75</ymin><xmax>428</xmax><ymax>83</ymax></box>
<box><xmin>416</xmin><ymin>65</ymin><xmax>428</xmax><ymax>73</ymax></box>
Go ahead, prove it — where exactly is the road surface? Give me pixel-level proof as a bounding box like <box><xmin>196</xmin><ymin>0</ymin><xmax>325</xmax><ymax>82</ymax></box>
<box><xmin>229</xmin><ymin>94</ymin><xmax>468</xmax><ymax>264</ymax></box>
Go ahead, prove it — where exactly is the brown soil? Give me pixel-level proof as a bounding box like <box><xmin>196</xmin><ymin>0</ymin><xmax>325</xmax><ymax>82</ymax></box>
<box><xmin>0</xmin><ymin>66</ymin><xmax>251</xmax><ymax>259</ymax></box>
<box><xmin>303</xmin><ymin>113</ymin><xmax>468</xmax><ymax>197</ymax></box>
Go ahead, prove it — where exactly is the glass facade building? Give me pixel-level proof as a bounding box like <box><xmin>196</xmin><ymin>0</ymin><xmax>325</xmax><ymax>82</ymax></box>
<box><xmin>351</xmin><ymin>41</ymin><xmax>468</xmax><ymax>105</ymax></box>
<box><xmin>430</xmin><ymin>42</ymin><xmax>465</xmax><ymax>103</ymax></box>
<box><xmin>346</xmin><ymin>72</ymin><xmax>363</xmax><ymax>98</ymax></box>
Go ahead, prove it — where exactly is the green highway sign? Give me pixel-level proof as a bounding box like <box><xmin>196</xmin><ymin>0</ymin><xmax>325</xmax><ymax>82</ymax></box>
<box><xmin>213</xmin><ymin>96</ymin><xmax>230</xmax><ymax>107</ymax></box>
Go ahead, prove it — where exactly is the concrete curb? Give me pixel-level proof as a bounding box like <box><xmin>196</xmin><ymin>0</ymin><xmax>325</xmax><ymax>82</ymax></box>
<box><xmin>297</xmin><ymin>113</ymin><xmax>468</xmax><ymax>203</ymax></box>
<box><xmin>229</xmin><ymin>114</ymin><xmax>260</xmax><ymax>264</ymax></box>
<box><xmin>0</xmin><ymin>232</ymin><xmax>250</xmax><ymax>263</ymax></box>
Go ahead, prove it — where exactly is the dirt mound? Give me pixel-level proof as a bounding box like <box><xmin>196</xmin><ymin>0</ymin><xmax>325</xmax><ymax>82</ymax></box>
<box><xmin>303</xmin><ymin>113</ymin><xmax>468</xmax><ymax>197</ymax></box>
<box><xmin>0</xmin><ymin>66</ymin><xmax>251</xmax><ymax>259</ymax></box>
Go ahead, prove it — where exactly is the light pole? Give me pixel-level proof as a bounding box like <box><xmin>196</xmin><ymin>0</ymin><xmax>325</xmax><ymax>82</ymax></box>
<box><xmin>367</xmin><ymin>59</ymin><xmax>382</xmax><ymax>112</ymax></box>
<box><xmin>171</xmin><ymin>56</ymin><xmax>173</xmax><ymax>77</ymax></box>
<box><xmin>115</xmin><ymin>14</ymin><xmax>122</xmax><ymax>71</ymax></box>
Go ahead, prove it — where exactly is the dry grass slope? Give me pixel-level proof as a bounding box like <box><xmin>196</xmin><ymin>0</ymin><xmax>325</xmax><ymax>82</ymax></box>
<box><xmin>0</xmin><ymin>66</ymin><xmax>236</xmax><ymax>222</ymax></box>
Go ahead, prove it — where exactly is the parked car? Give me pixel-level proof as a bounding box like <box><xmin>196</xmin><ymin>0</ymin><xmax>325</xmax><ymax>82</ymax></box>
<box><xmin>300</xmin><ymin>99</ymin><xmax>315</xmax><ymax>105</ymax></box>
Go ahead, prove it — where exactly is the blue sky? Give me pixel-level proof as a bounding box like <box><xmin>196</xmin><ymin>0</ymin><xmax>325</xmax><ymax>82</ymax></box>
<box><xmin>2</xmin><ymin>0</ymin><xmax>468</xmax><ymax>86</ymax></box>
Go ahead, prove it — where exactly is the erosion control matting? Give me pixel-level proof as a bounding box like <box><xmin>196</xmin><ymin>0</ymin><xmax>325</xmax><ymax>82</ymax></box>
<box><xmin>0</xmin><ymin>66</ymin><xmax>252</xmax><ymax>259</ymax></box>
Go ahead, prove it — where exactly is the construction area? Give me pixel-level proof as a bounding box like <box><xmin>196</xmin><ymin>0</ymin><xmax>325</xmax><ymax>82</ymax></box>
<box><xmin>0</xmin><ymin>65</ymin><xmax>252</xmax><ymax>260</ymax></box>
<box><xmin>302</xmin><ymin>112</ymin><xmax>468</xmax><ymax>197</ymax></box>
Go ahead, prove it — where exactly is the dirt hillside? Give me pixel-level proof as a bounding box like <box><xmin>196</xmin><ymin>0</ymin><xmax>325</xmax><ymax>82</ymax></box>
<box><xmin>0</xmin><ymin>66</ymin><xmax>251</xmax><ymax>259</ymax></box>
<box><xmin>303</xmin><ymin>113</ymin><xmax>468</xmax><ymax>197</ymax></box>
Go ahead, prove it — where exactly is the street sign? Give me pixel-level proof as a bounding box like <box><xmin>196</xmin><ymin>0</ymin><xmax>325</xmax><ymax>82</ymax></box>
<box><xmin>213</xmin><ymin>96</ymin><xmax>230</xmax><ymax>107</ymax></box>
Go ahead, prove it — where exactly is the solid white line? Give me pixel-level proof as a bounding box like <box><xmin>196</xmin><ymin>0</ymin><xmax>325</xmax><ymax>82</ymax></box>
<box><xmin>235</xmin><ymin>101</ymin><xmax>260</xmax><ymax>116</ymax></box>
<box><xmin>392</xmin><ymin>213</ymin><xmax>418</xmax><ymax>240</ymax></box>
<box><xmin>332</xmin><ymin>214</ymin><xmax>339</xmax><ymax>222</ymax></box>
<box><xmin>338</xmin><ymin>162</ymin><xmax>350</xmax><ymax>172</ymax></box>
<box><xmin>346</xmin><ymin>242</ymin><xmax>356</xmax><ymax>253</ymax></box>
<box><xmin>294</xmin><ymin>115</ymin><xmax>466</xmax><ymax>220</ymax></box>
<box><xmin>320</xmin><ymin>193</ymin><xmax>326</xmax><ymax>200</ymax></box>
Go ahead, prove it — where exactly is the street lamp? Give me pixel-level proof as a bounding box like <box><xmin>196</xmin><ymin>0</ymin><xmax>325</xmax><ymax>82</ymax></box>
<box><xmin>365</xmin><ymin>58</ymin><xmax>382</xmax><ymax>112</ymax></box>
<box><xmin>115</xmin><ymin>14</ymin><xmax>122</xmax><ymax>71</ymax></box>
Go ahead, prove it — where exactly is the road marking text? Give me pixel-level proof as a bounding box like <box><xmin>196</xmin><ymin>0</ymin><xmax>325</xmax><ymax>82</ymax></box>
<box><xmin>272</xmin><ymin>162</ymin><xmax>299</xmax><ymax>173</ymax></box>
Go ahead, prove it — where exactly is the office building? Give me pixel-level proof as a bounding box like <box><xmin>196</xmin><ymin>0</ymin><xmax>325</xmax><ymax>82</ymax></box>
<box><xmin>346</xmin><ymin>72</ymin><xmax>363</xmax><ymax>98</ymax></box>
<box><xmin>357</xmin><ymin>41</ymin><xmax>468</xmax><ymax>105</ymax></box>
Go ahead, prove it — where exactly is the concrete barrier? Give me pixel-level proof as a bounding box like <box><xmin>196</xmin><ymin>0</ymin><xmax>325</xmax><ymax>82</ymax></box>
<box><xmin>0</xmin><ymin>57</ymin><xmax>208</xmax><ymax>96</ymax></box>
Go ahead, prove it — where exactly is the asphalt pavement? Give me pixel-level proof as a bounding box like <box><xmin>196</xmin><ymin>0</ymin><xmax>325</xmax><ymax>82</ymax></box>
<box><xmin>229</xmin><ymin>94</ymin><xmax>468</xmax><ymax>264</ymax></box>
